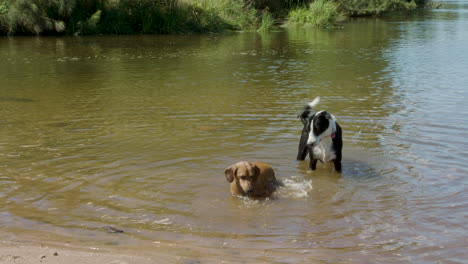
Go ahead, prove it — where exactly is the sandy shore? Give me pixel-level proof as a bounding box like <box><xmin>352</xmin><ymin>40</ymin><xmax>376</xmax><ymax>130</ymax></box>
<box><xmin>0</xmin><ymin>242</ymin><xmax>170</xmax><ymax>264</ymax></box>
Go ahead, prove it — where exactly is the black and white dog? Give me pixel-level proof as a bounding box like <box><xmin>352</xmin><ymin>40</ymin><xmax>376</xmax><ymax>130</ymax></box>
<box><xmin>297</xmin><ymin>97</ymin><xmax>343</xmax><ymax>172</ymax></box>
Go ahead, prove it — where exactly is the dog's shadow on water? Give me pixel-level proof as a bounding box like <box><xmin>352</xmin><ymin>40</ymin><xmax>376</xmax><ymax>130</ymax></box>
<box><xmin>341</xmin><ymin>150</ymin><xmax>391</xmax><ymax>180</ymax></box>
<box><xmin>341</xmin><ymin>160</ymin><xmax>388</xmax><ymax>180</ymax></box>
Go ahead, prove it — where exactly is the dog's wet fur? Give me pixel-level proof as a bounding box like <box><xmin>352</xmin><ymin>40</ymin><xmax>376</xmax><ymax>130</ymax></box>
<box><xmin>225</xmin><ymin>161</ymin><xmax>277</xmax><ymax>198</ymax></box>
<box><xmin>297</xmin><ymin>97</ymin><xmax>343</xmax><ymax>172</ymax></box>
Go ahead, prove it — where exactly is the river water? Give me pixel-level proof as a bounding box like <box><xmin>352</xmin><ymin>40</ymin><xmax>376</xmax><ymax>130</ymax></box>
<box><xmin>1</xmin><ymin>1</ymin><xmax>467</xmax><ymax>263</ymax></box>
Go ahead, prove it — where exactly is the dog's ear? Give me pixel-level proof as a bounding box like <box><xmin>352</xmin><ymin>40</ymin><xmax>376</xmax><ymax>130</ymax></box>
<box><xmin>251</xmin><ymin>164</ymin><xmax>260</xmax><ymax>178</ymax></box>
<box><xmin>225</xmin><ymin>165</ymin><xmax>236</xmax><ymax>183</ymax></box>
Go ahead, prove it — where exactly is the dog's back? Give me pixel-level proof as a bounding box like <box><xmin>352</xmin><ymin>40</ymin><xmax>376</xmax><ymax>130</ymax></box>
<box><xmin>252</xmin><ymin>161</ymin><xmax>276</xmax><ymax>184</ymax></box>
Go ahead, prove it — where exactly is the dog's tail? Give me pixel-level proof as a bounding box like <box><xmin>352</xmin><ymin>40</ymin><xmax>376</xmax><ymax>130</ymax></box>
<box><xmin>305</xmin><ymin>96</ymin><xmax>320</xmax><ymax>110</ymax></box>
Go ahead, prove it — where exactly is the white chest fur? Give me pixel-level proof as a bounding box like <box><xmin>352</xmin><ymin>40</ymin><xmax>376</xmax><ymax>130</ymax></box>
<box><xmin>312</xmin><ymin>136</ymin><xmax>336</xmax><ymax>162</ymax></box>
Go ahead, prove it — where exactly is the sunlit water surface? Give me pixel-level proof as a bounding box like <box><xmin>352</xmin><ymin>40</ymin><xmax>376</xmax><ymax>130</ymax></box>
<box><xmin>1</xmin><ymin>2</ymin><xmax>467</xmax><ymax>263</ymax></box>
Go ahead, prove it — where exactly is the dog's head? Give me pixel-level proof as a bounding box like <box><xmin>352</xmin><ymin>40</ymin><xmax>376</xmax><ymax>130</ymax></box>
<box><xmin>298</xmin><ymin>97</ymin><xmax>337</xmax><ymax>146</ymax></box>
<box><xmin>307</xmin><ymin>110</ymin><xmax>337</xmax><ymax>146</ymax></box>
<box><xmin>225</xmin><ymin>161</ymin><xmax>260</xmax><ymax>195</ymax></box>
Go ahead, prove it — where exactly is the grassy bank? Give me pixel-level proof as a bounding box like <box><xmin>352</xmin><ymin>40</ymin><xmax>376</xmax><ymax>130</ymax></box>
<box><xmin>339</xmin><ymin>0</ymin><xmax>419</xmax><ymax>17</ymax></box>
<box><xmin>287</xmin><ymin>0</ymin><xmax>342</xmax><ymax>28</ymax></box>
<box><xmin>0</xmin><ymin>0</ymin><xmax>259</xmax><ymax>35</ymax></box>
<box><xmin>287</xmin><ymin>0</ymin><xmax>420</xmax><ymax>28</ymax></box>
<box><xmin>0</xmin><ymin>0</ymin><xmax>425</xmax><ymax>35</ymax></box>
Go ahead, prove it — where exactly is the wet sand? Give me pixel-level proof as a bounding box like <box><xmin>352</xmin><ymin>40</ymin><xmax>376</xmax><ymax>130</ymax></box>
<box><xmin>0</xmin><ymin>241</ymin><xmax>168</xmax><ymax>264</ymax></box>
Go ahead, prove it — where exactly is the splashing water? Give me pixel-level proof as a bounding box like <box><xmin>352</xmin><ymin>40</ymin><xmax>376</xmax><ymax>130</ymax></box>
<box><xmin>277</xmin><ymin>176</ymin><xmax>313</xmax><ymax>199</ymax></box>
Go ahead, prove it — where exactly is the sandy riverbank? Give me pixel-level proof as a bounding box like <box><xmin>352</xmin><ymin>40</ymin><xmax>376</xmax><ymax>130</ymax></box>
<box><xmin>0</xmin><ymin>242</ymin><xmax>171</xmax><ymax>264</ymax></box>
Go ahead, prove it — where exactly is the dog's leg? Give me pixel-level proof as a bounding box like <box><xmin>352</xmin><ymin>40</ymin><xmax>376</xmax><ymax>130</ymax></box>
<box><xmin>333</xmin><ymin>159</ymin><xmax>342</xmax><ymax>172</ymax></box>
<box><xmin>332</xmin><ymin>124</ymin><xmax>343</xmax><ymax>173</ymax></box>
<box><xmin>333</xmin><ymin>147</ymin><xmax>342</xmax><ymax>172</ymax></box>
<box><xmin>297</xmin><ymin>112</ymin><xmax>312</xmax><ymax>160</ymax></box>
<box><xmin>310</xmin><ymin>159</ymin><xmax>318</xmax><ymax>170</ymax></box>
<box><xmin>308</xmin><ymin>146</ymin><xmax>318</xmax><ymax>170</ymax></box>
<box><xmin>297</xmin><ymin>127</ymin><xmax>309</xmax><ymax>160</ymax></box>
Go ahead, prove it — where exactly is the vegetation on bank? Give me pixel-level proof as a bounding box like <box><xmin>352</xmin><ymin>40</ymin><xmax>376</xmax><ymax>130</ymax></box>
<box><xmin>0</xmin><ymin>0</ymin><xmax>258</xmax><ymax>35</ymax></box>
<box><xmin>287</xmin><ymin>0</ymin><xmax>342</xmax><ymax>28</ymax></box>
<box><xmin>287</xmin><ymin>0</ymin><xmax>420</xmax><ymax>28</ymax></box>
<box><xmin>339</xmin><ymin>0</ymin><xmax>420</xmax><ymax>17</ymax></box>
<box><xmin>0</xmin><ymin>0</ymin><xmax>425</xmax><ymax>36</ymax></box>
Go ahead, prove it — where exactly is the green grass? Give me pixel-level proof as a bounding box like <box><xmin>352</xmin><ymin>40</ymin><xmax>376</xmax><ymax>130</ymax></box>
<box><xmin>186</xmin><ymin>0</ymin><xmax>258</xmax><ymax>32</ymax></box>
<box><xmin>0</xmin><ymin>0</ymin><xmax>259</xmax><ymax>35</ymax></box>
<box><xmin>287</xmin><ymin>0</ymin><xmax>341</xmax><ymax>28</ymax></box>
<box><xmin>257</xmin><ymin>11</ymin><xmax>275</xmax><ymax>32</ymax></box>
<box><xmin>340</xmin><ymin>0</ymin><xmax>418</xmax><ymax>16</ymax></box>
<box><xmin>0</xmin><ymin>0</ymin><xmax>424</xmax><ymax>35</ymax></box>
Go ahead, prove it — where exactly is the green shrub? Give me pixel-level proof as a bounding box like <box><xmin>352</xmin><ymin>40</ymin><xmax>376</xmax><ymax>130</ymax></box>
<box><xmin>0</xmin><ymin>0</ymin><xmax>424</xmax><ymax>35</ymax></box>
<box><xmin>257</xmin><ymin>11</ymin><xmax>275</xmax><ymax>32</ymax></box>
<box><xmin>0</xmin><ymin>0</ymin><xmax>65</xmax><ymax>35</ymax></box>
<box><xmin>0</xmin><ymin>0</ymin><xmax>105</xmax><ymax>35</ymax></box>
<box><xmin>340</xmin><ymin>0</ymin><xmax>418</xmax><ymax>16</ymax></box>
<box><xmin>0</xmin><ymin>0</ymin><xmax>8</xmax><ymax>14</ymax></box>
<box><xmin>287</xmin><ymin>0</ymin><xmax>340</xmax><ymax>28</ymax></box>
<box><xmin>95</xmin><ymin>0</ymin><xmax>256</xmax><ymax>34</ymax></box>
<box><xmin>288</xmin><ymin>6</ymin><xmax>312</xmax><ymax>25</ymax></box>
<box><xmin>96</xmin><ymin>0</ymin><xmax>257</xmax><ymax>34</ymax></box>
<box><xmin>195</xmin><ymin>0</ymin><xmax>258</xmax><ymax>31</ymax></box>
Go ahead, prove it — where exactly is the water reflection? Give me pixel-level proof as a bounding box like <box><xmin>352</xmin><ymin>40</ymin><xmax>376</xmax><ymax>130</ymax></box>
<box><xmin>1</xmin><ymin>2</ymin><xmax>468</xmax><ymax>263</ymax></box>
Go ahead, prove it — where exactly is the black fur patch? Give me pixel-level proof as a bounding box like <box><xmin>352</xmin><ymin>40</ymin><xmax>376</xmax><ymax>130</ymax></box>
<box><xmin>297</xmin><ymin>106</ymin><xmax>343</xmax><ymax>172</ymax></box>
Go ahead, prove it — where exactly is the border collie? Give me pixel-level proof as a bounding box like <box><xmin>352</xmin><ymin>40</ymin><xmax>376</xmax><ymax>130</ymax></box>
<box><xmin>297</xmin><ymin>97</ymin><xmax>343</xmax><ymax>172</ymax></box>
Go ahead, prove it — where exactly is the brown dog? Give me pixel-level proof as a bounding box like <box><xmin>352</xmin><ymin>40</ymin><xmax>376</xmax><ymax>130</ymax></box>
<box><xmin>224</xmin><ymin>161</ymin><xmax>277</xmax><ymax>197</ymax></box>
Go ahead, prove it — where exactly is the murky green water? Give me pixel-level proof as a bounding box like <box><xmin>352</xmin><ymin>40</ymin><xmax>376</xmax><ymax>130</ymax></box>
<box><xmin>1</xmin><ymin>1</ymin><xmax>467</xmax><ymax>263</ymax></box>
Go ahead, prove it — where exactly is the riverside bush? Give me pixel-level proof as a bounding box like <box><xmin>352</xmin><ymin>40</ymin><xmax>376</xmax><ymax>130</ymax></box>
<box><xmin>340</xmin><ymin>0</ymin><xmax>418</xmax><ymax>16</ymax></box>
<box><xmin>287</xmin><ymin>0</ymin><xmax>340</xmax><ymax>28</ymax></box>
<box><xmin>0</xmin><ymin>0</ymin><xmax>424</xmax><ymax>35</ymax></box>
<box><xmin>286</xmin><ymin>0</ymin><xmax>419</xmax><ymax>28</ymax></box>
<box><xmin>0</xmin><ymin>0</ymin><xmax>257</xmax><ymax>35</ymax></box>
<box><xmin>257</xmin><ymin>11</ymin><xmax>275</xmax><ymax>32</ymax></box>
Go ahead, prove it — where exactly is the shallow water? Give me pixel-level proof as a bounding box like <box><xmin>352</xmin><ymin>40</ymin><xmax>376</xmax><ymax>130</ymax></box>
<box><xmin>1</xmin><ymin>1</ymin><xmax>467</xmax><ymax>263</ymax></box>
